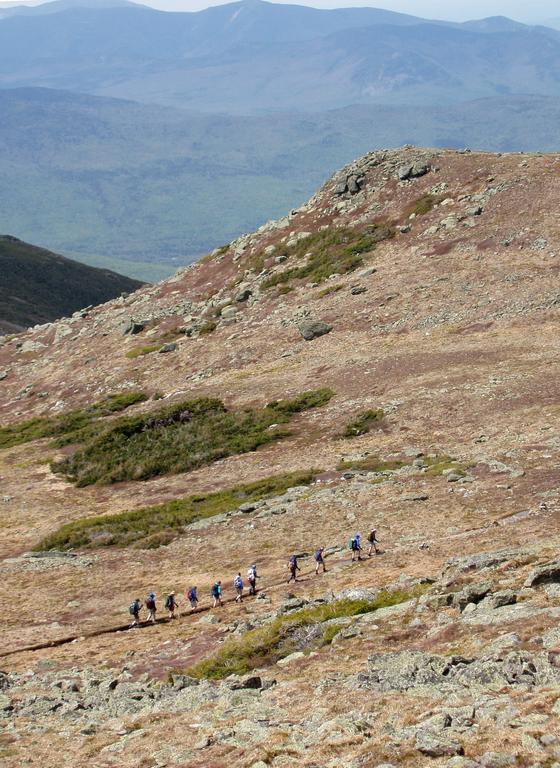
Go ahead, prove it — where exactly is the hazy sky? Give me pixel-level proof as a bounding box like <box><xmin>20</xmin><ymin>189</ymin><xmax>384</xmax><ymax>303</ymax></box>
<box><xmin>0</xmin><ymin>0</ymin><xmax>558</xmax><ymax>23</ymax></box>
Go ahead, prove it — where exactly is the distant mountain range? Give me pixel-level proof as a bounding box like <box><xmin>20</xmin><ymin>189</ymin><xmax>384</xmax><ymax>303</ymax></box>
<box><xmin>1</xmin><ymin>1</ymin><xmax>560</xmax><ymax>112</ymax></box>
<box><xmin>3</xmin><ymin>86</ymin><xmax>560</xmax><ymax>279</ymax></box>
<box><xmin>2</xmin><ymin>0</ymin><xmax>560</xmax><ymax>278</ymax></box>
<box><xmin>0</xmin><ymin>234</ymin><xmax>143</xmax><ymax>333</ymax></box>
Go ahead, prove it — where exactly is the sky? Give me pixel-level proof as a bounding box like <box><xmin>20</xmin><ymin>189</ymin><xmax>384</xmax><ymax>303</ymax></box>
<box><xmin>0</xmin><ymin>0</ymin><xmax>558</xmax><ymax>23</ymax></box>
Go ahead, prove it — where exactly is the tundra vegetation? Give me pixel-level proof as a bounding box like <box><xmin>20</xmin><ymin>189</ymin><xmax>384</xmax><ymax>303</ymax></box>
<box><xmin>52</xmin><ymin>389</ymin><xmax>334</xmax><ymax>486</ymax></box>
<box><xmin>185</xmin><ymin>587</ymin><xmax>427</xmax><ymax>679</ymax></box>
<box><xmin>36</xmin><ymin>470</ymin><xmax>321</xmax><ymax>551</ymax></box>
<box><xmin>0</xmin><ymin>391</ymin><xmax>148</xmax><ymax>449</ymax></box>
<box><xmin>261</xmin><ymin>225</ymin><xmax>393</xmax><ymax>290</ymax></box>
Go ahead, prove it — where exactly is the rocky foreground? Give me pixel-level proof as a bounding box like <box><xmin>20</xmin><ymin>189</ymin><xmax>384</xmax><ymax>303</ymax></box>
<box><xmin>1</xmin><ymin>147</ymin><xmax>560</xmax><ymax>766</ymax></box>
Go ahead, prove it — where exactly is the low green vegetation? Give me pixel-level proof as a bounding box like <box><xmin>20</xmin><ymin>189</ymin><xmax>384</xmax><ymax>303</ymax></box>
<box><xmin>186</xmin><ymin>588</ymin><xmax>425</xmax><ymax>679</ymax></box>
<box><xmin>52</xmin><ymin>389</ymin><xmax>334</xmax><ymax>487</ymax></box>
<box><xmin>125</xmin><ymin>344</ymin><xmax>162</xmax><ymax>359</ymax></box>
<box><xmin>36</xmin><ymin>470</ymin><xmax>320</xmax><ymax>551</ymax></box>
<box><xmin>337</xmin><ymin>455</ymin><xmax>407</xmax><ymax>473</ymax></box>
<box><xmin>0</xmin><ymin>392</ymin><xmax>148</xmax><ymax>450</ymax></box>
<box><xmin>316</xmin><ymin>283</ymin><xmax>343</xmax><ymax>298</ymax></box>
<box><xmin>342</xmin><ymin>409</ymin><xmax>385</xmax><ymax>437</ymax></box>
<box><xmin>410</xmin><ymin>193</ymin><xmax>440</xmax><ymax>217</ymax></box>
<box><xmin>261</xmin><ymin>225</ymin><xmax>393</xmax><ymax>290</ymax></box>
<box><xmin>423</xmin><ymin>455</ymin><xmax>471</xmax><ymax>477</ymax></box>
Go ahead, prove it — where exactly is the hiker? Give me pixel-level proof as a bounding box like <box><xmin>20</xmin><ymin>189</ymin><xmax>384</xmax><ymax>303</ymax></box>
<box><xmin>234</xmin><ymin>572</ymin><xmax>244</xmax><ymax>602</ymax></box>
<box><xmin>247</xmin><ymin>564</ymin><xmax>258</xmax><ymax>595</ymax></box>
<box><xmin>128</xmin><ymin>597</ymin><xmax>142</xmax><ymax>628</ymax></box>
<box><xmin>187</xmin><ymin>585</ymin><xmax>199</xmax><ymax>612</ymax></box>
<box><xmin>145</xmin><ymin>592</ymin><xmax>157</xmax><ymax>623</ymax></box>
<box><xmin>165</xmin><ymin>591</ymin><xmax>178</xmax><ymax>619</ymax></box>
<box><xmin>349</xmin><ymin>533</ymin><xmax>362</xmax><ymax>562</ymax></box>
<box><xmin>367</xmin><ymin>527</ymin><xmax>380</xmax><ymax>556</ymax></box>
<box><xmin>211</xmin><ymin>580</ymin><xmax>223</xmax><ymax>608</ymax></box>
<box><xmin>287</xmin><ymin>554</ymin><xmax>300</xmax><ymax>584</ymax></box>
<box><xmin>314</xmin><ymin>547</ymin><xmax>326</xmax><ymax>574</ymax></box>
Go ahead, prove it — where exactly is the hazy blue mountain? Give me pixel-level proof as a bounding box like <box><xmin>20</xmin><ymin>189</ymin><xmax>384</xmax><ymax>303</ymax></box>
<box><xmin>3</xmin><ymin>86</ymin><xmax>560</xmax><ymax>279</ymax></box>
<box><xmin>1</xmin><ymin>1</ymin><xmax>560</xmax><ymax>112</ymax></box>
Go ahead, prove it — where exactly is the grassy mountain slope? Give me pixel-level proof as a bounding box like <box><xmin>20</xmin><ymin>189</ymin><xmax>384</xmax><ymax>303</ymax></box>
<box><xmin>0</xmin><ymin>235</ymin><xmax>143</xmax><ymax>332</ymax></box>
<box><xmin>2</xmin><ymin>148</ymin><xmax>560</xmax><ymax>766</ymax></box>
<box><xmin>3</xmin><ymin>87</ymin><xmax>560</xmax><ymax>277</ymax></box>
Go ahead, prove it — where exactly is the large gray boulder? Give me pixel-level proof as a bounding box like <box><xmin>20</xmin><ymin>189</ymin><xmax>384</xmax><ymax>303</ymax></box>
<box><xmin>119</xmin><ymin>317</ymin><xmax>145</xmax><ymax>335</ymax></box>
<box><xmin>298</xmin><ymin>320</ymin><xmax>332</xmax><ymax>341</ymax></box>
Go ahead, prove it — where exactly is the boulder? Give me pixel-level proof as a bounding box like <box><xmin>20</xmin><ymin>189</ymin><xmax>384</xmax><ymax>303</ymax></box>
<box><xmin>415</xmin><ymin>730</ymin><xmax>464</xmax><ymax>757</ymax></box>
<box><xmin>221</xmin><ymin>306</ymin><xmax>238</xmax><ymax>320</ymax></box>
<box><xmin>524</xmin><ymin>560</ymin><xmax>560</xmax><ymax>588</ymax></box>
<box><xmin>19</xmin><ymin>340</ymin><xmax>46</xmax><ymax>353</ymax></box>
<box><xmin>120</xmin><ymin>317</ymin><xmax>144</xmax><ymax>336</ymax></box>
<box><xmin>298</xmin><ymin>320</ymin><xmax>332</xmax><ymax>341</ymax></box>
<box><xmin>235</xmin><ymin>289</ymin><xmax>252</xmax><ymax>303</ymax></box>
<box><xmin>350</xmin><ymin>285</ymin><xmax>367</xmax><ymax>295</ymax></box>
<box><xmin>158</xmin><ymin>343</ymin><xmax>177</xmax><ymax>353</ymax></box>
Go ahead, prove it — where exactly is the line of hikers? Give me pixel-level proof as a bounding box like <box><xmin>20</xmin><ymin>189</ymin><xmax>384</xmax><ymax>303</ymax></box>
<box><xmin>128</xmin><ymin>528</ymin><xmax>380</xmax><ymax>627</ymax></box>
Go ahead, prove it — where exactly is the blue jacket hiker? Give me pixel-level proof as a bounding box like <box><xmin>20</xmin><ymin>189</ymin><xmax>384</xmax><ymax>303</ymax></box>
<box><xmin>314</xmin><ymin>547</ymin><xmax>326</xmax><ymax>574</ymax></box>
<box><xmin>287</xmin><ymin>555</ymin><xmax>300</xmax><ymax>584</ymax></box>
<box><xmin>187</xmin><ymin>586</ymin><xmax>198</xmax><ymax>611</ymax></box>
<box><xmin>211</xmin><ymin>581</ymin><xmax>223</xmax><ymax>608</ymax></box>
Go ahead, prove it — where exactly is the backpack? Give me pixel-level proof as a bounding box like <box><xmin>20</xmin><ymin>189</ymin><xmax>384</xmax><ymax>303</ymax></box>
<box><xmin>129</xmin><ymin>602</ymin><xmax>137</xmax><ymax>615</ymax></box>
<box><xmin>348</xmin><ymin>538</ymin><xmax>354</xmax><ymax>550</ymax></box>
<box><xmin>188</xmin><ymin>588</ymin><xmax>196</xmax><ymax>601</ymax></box>
<box><xmin>211</xmin><ymin>584</ymin><xmax>219</xmax><ymax>597</ymax></box>
<box><xmin>146</xmin><ymin>597</ymin><xmax>155</xmax><ymax>610</ymax></box>
<box><xmin>315</xmin><ymin>550</ymin><xmax>323</xmax><ymax>562</ymax></box>
<box><xmin>289</xmin><ymin>556</ymin><xmax>297</xmax><ymax>569</ymax></box>
<box><xmin>165</xmin><ymin>595</ymin><xmax>173</xmax><ymax>609</ymax></box>
<box><xmin>368</xmin><ymin>531</ymin><xmax>376</xmax><ymax>543</ymax></box>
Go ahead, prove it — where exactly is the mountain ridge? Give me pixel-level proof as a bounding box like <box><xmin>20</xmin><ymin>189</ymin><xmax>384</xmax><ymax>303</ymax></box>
<box><xmin>0</xmin><ymin>234</ymin><xmax>144</xmax><ymax>333</ymax></box>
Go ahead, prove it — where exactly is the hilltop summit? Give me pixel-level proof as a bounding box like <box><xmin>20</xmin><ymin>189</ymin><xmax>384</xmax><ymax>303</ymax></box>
<box><xmin>2</xmin><ymin>147</ymin><xmax>560</xmax><ymax>767</ymax></box>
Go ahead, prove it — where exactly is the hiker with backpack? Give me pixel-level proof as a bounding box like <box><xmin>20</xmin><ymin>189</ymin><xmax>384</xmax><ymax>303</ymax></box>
<box><xmin>128</xmin><ymin>597</ymin><xmax>142</xmax><ymax>628</ymax></box>
<box><xmin>211</xmin><ymin>580</ymin><xmax>223</xmax><ymax>608</ymax></box>
<box><xmin>367</xmin><ymin>527</ymin><xmax>380</xmax><ymax>556</ymax></box>
<box><xmin>187</xmin><ymin>586</ymin><xmax>199</xmax><ymax>612</ymax></box>
<box><xmin>145</xmin><ymin>592</ymin><xmax>157</xmax><ymax>623</ymax></box>
<box><xmin>247</xmin><ymin>564</ymin><xmax>258</xmax><ymax>595</ymax></box>
<box><xmin>233</xmin><ymin>572</ymin><xmax>244</xmax><ymax>602</ymax></box>
<box><xmin>314</xmin><ymin>547</ymin><xmax>326</xmax><ymax>574</ymax></box>
<box><xmin>165</xmin><ymin>591</ymin><xmax>178</xmax><ymax>619</ymax></box>
<box><xmin>287</xmin><ymin>554</ymin><xmax>300</xmax><ymax>584</ymax></box>
<box><xmin>349</xmin><ymin>533</ymin><xmax>362</xmax><ymax>562</ymax></box>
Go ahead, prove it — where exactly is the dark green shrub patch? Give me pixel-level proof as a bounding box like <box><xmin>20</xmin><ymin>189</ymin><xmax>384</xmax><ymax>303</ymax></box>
<box><xmin>261</xmin><ymin>225</ymin><xmax>393</xmax><ymax>290</ymax></box>
<box><xmin>342</xmin><ymin>409</ymin><xmax>385</xmax><ymax>437</ymax></box>
<box><xmin>0</xmin><ymin>392</ymin><xmax>148</xmax><ymax>450</ymax></box>
<box><xmin>52</xmin><ymin>390</ymin><xmax>333</xmax><ymax>486</ymax></box>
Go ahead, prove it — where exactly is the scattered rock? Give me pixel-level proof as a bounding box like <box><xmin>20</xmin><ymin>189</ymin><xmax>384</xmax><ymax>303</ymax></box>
<box><xmin>415</xmin><ymin>730</ymin><xmax>464</xmax><ymax>757</ymax></box>
<box><xmin>159</xmin><ymin>343</ymin><xmax>178</xmax><ymax>353</ymax></box>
